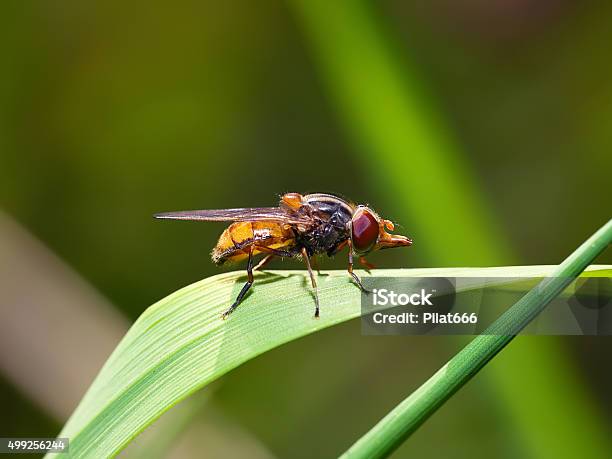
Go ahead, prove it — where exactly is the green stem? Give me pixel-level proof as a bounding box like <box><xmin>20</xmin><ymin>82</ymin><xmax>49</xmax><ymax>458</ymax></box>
<box><xmin>341</xmin><ymin>219</ymin><xmax>612</xmax><ymax>459</ymax></box>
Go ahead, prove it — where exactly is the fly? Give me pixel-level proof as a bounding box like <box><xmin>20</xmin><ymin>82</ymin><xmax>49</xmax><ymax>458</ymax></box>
<box><xmin>155</xmin><ymin>193</ymin><xmax>412</xmax><ymax>318</ymax></box>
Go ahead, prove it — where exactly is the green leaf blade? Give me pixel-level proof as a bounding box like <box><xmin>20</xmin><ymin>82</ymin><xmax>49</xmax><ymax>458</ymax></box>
<box><xmin>50</xmin><ymin>265</ymin><xmax>611</xmax><ymax>458</ymax></box>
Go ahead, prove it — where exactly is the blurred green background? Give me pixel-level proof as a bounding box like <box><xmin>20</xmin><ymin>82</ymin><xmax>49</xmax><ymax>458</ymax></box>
<box><xmin>1</xmin><ymin>1</ymin><xmax>611</xmax><ymax>458</ymax></box>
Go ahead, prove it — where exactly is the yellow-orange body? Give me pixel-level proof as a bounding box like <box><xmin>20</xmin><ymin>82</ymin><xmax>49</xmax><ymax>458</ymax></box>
<box><xmin>212</xmin><ymin>221</ymin><xmax>296</xmax><ymax>265</ymax></box>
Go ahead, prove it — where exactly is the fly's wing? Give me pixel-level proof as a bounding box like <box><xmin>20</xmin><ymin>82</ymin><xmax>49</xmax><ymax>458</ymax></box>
<box><xmin>154</xmin><ymin>207</ymin><xmax>310</xmax><ymax>224</ymax></box>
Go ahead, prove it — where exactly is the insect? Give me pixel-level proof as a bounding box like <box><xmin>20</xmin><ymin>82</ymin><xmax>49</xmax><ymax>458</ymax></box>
<box><xmin>155</xmin><ymin>193</ymin><xmax>412</xmax><ymax>318</ymax></box>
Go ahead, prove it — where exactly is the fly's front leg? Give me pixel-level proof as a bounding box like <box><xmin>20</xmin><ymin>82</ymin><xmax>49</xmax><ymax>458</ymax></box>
<box><xmin>301</xmin><ymin>247</ymin><xmax>320</xmax><ymax>318</ymax></box>
<box><xmin>222</xmin><ymin>248</ymin><xmax>255</xmax><ymax>319</ymax></box>
<box><xmin>359</xmin><ymin>256</ymin><xmax>376</xmax><ymax>271</ymax></box>
<box><xmin>347</xmin><ymin>239</ymin><xmax>370</xmax><ymax>293</ymax></box>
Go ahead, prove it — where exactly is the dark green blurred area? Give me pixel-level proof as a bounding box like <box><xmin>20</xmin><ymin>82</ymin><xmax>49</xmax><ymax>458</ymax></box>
<box><xmin>1</xmin><ymin>1</ymin><xmax>610</xmax><ymax>458</ymax></box>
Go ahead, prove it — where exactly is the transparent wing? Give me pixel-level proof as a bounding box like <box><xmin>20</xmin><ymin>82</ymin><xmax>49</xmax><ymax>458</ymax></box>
<box><xmin>154</xmin><ymin>207</ymin><xmax>310</xmax><ymax>224</ymax></box>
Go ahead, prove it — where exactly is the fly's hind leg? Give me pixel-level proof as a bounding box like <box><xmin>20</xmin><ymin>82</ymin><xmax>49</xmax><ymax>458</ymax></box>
<box><xmin>301</xmin><ymin>247</ymin><xmax>320</xmax><ymax>318</ymax></box>
<box><xmin>253</xmin><ymin>245</ymin><xmax>296</xmax><ymax>259</ymax></box>
<box><xmin>254</xmin><ymin>254</ymin><xmax>275</xmax><ymax>271</ymax></box>
<box><xmin>222</xmin><ymin>248</ymin><xmax>255</xmax><ymax>319</ymax></box>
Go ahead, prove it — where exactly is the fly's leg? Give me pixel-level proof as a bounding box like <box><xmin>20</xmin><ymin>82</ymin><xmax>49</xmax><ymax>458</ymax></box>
<box><xmin>347</xmin><ymin>239</ymin><xmax>370</xmax><ymax>293</ymax></box>
<box><xmin>254</xmin><ymin>254</ymin><xmax>275</xmax><ymax>271</ymax></box>
<box><xmin>359</xmin><ymin>256</ymin><xmax>376</xmax><ymax>271</ymax></box>
<box><xmin>301</xmin><ymin>247</ymin><xmax>320</xmax><ymax>318</ymax></box>
<box><xmin>253</xmin><ymin>245</ymin><xmax>296</xmax><ymax>259</ymax></box>
<box><xmin>311</xmin><ymin>255</ymin><xmax>322</xmax><ymax>275</ymax></box>
<box><xmin>222</xmin><ymin>248</ymin><xmax>255</xmax><ymax>319</ymax></box>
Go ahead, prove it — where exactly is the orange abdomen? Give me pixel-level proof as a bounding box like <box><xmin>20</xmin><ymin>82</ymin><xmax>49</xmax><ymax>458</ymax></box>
<box><xmin>212</xmin><ymin>221</ymin><xmax>296</xmax><ymax>265</ymax></box>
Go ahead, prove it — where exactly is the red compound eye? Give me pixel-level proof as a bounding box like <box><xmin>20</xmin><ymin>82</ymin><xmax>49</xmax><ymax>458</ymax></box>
<box><xmin>351</xmin><ymin>209</ymin><xmax>379</xmax><ymax>253</ymax></box>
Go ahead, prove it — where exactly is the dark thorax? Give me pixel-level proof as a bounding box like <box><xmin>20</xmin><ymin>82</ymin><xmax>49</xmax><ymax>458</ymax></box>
<box><xmin>294</xmin><ymin>194</ymin><xmax>353</xmax><ymax>257</ymax></box>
